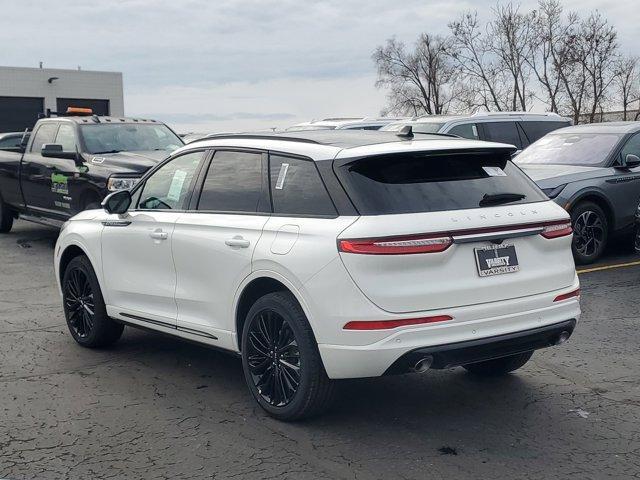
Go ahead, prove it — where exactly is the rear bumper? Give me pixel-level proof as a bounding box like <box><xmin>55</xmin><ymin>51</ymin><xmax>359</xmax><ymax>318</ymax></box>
<box><xmin>384</xmin><ymin>319</ymin><xmax>575</xmax><ymax>374</ymax></box>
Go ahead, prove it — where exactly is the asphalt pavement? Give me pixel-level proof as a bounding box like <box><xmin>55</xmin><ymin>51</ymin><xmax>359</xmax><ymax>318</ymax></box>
<box><xmin>1</xmin><ymin>220</ymin><xmax>639</xmax><ymax>479</ymax></box>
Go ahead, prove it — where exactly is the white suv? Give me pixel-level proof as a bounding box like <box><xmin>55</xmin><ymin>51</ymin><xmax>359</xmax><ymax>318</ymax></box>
<box><xmin>54</xmin><ymin>130</ymin><xmax>580</xmax><ymax>420</ymax></box>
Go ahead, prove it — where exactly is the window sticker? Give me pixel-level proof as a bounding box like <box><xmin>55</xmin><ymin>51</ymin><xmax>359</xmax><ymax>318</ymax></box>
<box><xmin>167</xmin><ymin>169</ymin><xmax>187</xmax><ymax>202</ymax></box>
<box><xmin>482</xmin><ymin>166</ymin><xmax>507</xmax><ymax>177</ymax></box>
<box><xmin>275</xmin><ymin>163</ymin><xmax>290</xmax><ymax>190</ymax></box>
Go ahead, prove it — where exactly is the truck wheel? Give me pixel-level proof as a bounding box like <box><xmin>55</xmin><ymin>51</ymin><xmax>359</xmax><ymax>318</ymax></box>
<box><xmin>62</xmin><ymin>255</ymin><xmax>124</xmax><ymax>348</ymax></box>
<box><xmin>241</xmin><ymin>291</ymin><xmax>335</xmax><ymax>421</ymax></box>
<box><xmin>0</xmin><ymin>195</ymin><xmax>14</xmax><ymax>233</ymax></box>
<box><xmin>463</xmin><ymin>351</ymin><xmax>533</xmax><ymax>376</ymax></box>
<box><xmin>571</xmin><ymin>202</ymin><xmax>608</xmax><ymax>265</ymax></box>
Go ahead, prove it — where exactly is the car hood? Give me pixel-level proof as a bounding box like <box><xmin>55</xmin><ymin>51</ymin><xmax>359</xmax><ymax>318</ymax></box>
<box><xmin>519</xmin><ymin>163</ymin><xmax>608</xmax><ymax>187</ymax></box>
<box><xmin>86</xmin><ymin>150</ymin><xmax>169</xmax><ymax>173</ymax></box>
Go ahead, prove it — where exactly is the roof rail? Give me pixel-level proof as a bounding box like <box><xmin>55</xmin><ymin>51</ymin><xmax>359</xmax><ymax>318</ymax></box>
<box><xmin>472</xmin><ymin>111</ymin><xmax>562</xmax><ymax>117</ymax></box>
<box><xmin>190</xmin><ymin>133</ymin><xmax>321</xmax><ymax>145</ymax></box>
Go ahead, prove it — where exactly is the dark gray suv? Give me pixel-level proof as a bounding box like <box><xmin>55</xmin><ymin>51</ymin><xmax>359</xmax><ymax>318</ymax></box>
<box><xmin>517</xmin><ymin>122</ymin><xmax>640</xmax><ymax>264</ymax></box>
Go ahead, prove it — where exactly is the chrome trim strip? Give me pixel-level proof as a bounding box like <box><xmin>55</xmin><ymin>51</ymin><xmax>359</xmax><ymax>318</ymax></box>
<box><xmin>119</xmin><ymin>313</ymin><xmax>218</xmax><ymax>340</ymax></box>
<box><xmin>177</xmin><ymin>326</ymin><xmax>219</xmax><ymax>340</ymax></box>
<box><xmin>453</xmin><ymin>227</ymin><xmax>543</xmax><ymax>244</ymax></box>
<box><xmin>102</xmin><ymin>220</ymin><xmax>132</xmax><ymax>227</ymax></box>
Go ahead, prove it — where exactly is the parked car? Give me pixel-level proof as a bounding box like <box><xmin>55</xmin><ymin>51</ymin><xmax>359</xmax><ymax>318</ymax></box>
<box><xmin>54</xmin><ymin>130</ymin><xmax>580</xmax><ymax>421</ymax></box>
<box><xmin>286</xmin><ymin>117</ymin><xmax>403</xmax><ymax>131</ymax></box>
<box><xmin>382</xmin><ymin>112</ymin><xmax>571</xmax><ymax>152</ymax></box>
<box><xmin>516</xmin><ymin>122</ymin><xmax>640</xmax><ymax>264</ymax></box>
<box><xmin>0</xmin><ymin>109</ymin><xmax>183</xmax><ymax>233</ymax></box>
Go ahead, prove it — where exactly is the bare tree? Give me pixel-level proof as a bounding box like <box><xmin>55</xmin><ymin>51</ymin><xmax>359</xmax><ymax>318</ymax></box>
<box><xmin>488</xmin><ymin>3</ymin><xmax>534</xmax><ymax>110</ymax></box>
<box><xmin>372</xmin><ymin>35</ymin><xmax>459</xmax><ymax>116</ymax></box>
<box><xmin>613</xmin><ymin>55</ymin><xmax>639</xmax><ymax>120</ymax></box>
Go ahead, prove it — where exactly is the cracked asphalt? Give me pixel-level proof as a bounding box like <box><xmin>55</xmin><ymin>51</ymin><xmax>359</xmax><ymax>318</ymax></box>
<box><xmin>1</xmin><ymin>220</ymin><xmax>639</xmax><ymax>479</ymax></box>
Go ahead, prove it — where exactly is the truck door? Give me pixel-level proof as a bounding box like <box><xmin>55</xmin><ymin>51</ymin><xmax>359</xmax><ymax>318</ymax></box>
<box><xmin>21</xmin><ymin>122</ymin><xmax>60</xmax><ymax>217</ymax></box>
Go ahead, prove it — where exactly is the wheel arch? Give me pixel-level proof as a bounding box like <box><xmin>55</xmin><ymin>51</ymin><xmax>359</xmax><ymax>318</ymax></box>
<box><xmin>58</xmin><ymin>244</ymin><xmax>90</xmax><ymax>284</ymax></box>
<box><xmin>567</xmin><ymin>190</ymin><xmax>615</xmax><ymax>233</ymax></box>
<box><xmin>233</xmin><ymin>272</ymin><xmax>311</xmax><ymax>352</ymax></box>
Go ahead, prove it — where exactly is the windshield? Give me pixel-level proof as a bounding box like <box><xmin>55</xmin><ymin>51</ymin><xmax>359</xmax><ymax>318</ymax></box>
<box><xmin>382</xmin><ymin>122</ymin><xmax>445</xmax><ymax>134</ymax></box>
<box><xmin>516</xmin><ymin>133</ymin><xmax>623</xmax><ymax>167</ymax></box>
<box><xmin>80</xmin><ymin>123</ymin><xmax>183</xmax><ymax>154</ymax></box>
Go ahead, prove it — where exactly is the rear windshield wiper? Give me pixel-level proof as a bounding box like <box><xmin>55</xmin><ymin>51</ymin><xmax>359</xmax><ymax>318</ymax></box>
<box><xmin>479</xmin><ymin>192</ymin><xmax>526</xmax><ymax>207</ymax></box>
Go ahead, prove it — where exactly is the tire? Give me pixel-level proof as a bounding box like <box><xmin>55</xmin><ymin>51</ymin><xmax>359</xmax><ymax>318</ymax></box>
<box><xmin>463</xmin><ymin>351</ymin><xmax>533</xmax><ymax>376</ymax></box>
<box><xmin>241</xmin><ymin>291</ymin><xmax>334</xmax><ymax>421</ymax></box>
<box><xmin>0</xmin><ymin>194</ymin><xmax>14</xmax><ymax>233</ymax></box>
<box><xmin>570</xmin><ymin>201</ymin><xmax>608</xmax><ymax>265</ymax></box>
<box><xmin>62</xmin><ymin>255</ymin><xmax>124</xmax><ymax>348</ymax></box>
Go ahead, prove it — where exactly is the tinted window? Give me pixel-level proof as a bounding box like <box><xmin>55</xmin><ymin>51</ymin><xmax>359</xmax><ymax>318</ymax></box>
<box><xmin>337</xmin><ymin>152</ymin><xmax>545</xmax><ymax>215</ymax></box>
<box><xmin>520</xmin><ymin>121</ymin><xmax>570</xmax><ymax>144</ymax></box>
<box><xmin>516</xmin><ymin>133</ymin><xmax>623</xmax><ymax>167</ymax></box>
<box><xmin>198</xmin><ymin>151</ymin><xmax>267</xmax><ymax>213</ymax></box>
<box><xmin>30</xmin><ymin>123</ymin><xmax>58</xmax><ymax>153</ymax></box>
<box><xmin>270</xmin><ymin>155</ymin><xmax>336</xmax><ymax>216</ymax></box>
<box><xmin>55</xmin><ymin>124</ymin><xmax>77</xmax><ymax>151</ymax></box>
<box><xmin>620</xmin><ymin>133</ymin><xmax>640</xmax><ymax>162</ymax></box>
<box><xmin>482</xmin><ymin>122</ymin><xmax>522</xmax><ymax>148</ymax></box>
<box><xmin>448</xmin><ymin>123</ymin><xmax>479</xmax><ymax>140</ymax></box>
<box><xmin>0</xmin><ymin>135</ymin><xmax>21</xmax><ymax>149</ymax></box>
<box><xmin>138</xmin><ymin>152</ymin><xmax>204</xmax><ymax>210</ymax></box>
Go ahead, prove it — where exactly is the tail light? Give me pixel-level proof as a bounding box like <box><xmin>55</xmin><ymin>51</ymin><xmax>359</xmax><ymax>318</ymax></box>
<box><xmin>554</xmin><ymin>288</ymin><xmax>580</xmax><ymax>302</ymax></box>
<box><xmin>343</xmin><ymin>315</ymin><xmax>453</xmax><ymax>330</ymax></box>
<box><xmin>541</xmin><ymin>220</ymin><xmax>573</xmax><ymax>239</ymax></box>
<box><xmin>338</xmin><ymin>235</ymin><xmax>453</xmax><ymax>255</ymax></box>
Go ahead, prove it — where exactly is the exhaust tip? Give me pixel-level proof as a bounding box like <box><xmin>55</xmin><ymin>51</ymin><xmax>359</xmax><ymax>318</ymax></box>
<box><xmin>555</xmin><ymin>331</ymin><xmax>571</xmax><ymax>345</ymax></box>
<box><xmin>413</xmin><ymin>356</ymin><xmax>433</xmax><ymax>373</ymax></box>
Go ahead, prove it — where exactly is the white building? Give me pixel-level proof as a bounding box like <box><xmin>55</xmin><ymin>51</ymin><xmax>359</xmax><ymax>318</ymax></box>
<box><xmin>0</xmin><ymin>65</ymin><xmax>124</xmax><ymax>132</ymax></box>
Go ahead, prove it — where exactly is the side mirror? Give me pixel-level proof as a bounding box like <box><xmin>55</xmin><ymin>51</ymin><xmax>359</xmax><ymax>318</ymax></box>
<box><xmin>625</xmin><ymin>154</ymin><xmax>640</xmax><ymax>169</ymax></box>
<box><xmin>102</xmin><ymin>190</ymin><xmax>131</xmax><ymax>215</ymax></box>
<box><xmin>41</xmin><ymin>143</ymin><xmax>77</xmax><ymax>160</ymax></box>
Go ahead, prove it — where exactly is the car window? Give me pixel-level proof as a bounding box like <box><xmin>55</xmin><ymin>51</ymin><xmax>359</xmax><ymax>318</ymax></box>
<box><xmin>197</xmin><ymin>150</ymin><xmax>268</xmax><ymax>213</ymax></box>
<box><xmin>30</xmin><ymin>123</ymin><xmax>58</xmax><ymax>153</ymax></box>
<box><xmin>55</xmin><ymin>124</ymin><xmax>77</xmax><ymax>152</ymax></box>
<box><xmin>516</xmin><ymin>133</ymin><xmax>623</xmax><ymax>166</ymax></box>
<box><xmin>0</xmin><ymin>135</ymin><xmax>20</xmax><ymax>149</ymax></box>
<box><xmin>137</xmin><ymin>151</ymin><xmax>204</xmax><ymax>210</ymax></box>
<box><xmin>448</xmin><ymin>123</ymin><xmax>479</xmax><ymax>140</ymax></box>
<box><xmin>482</xmin><ymin>122</ymin><xmax>522</xmax><ymax>149</ymax></box>
<box><xmin>619</xmin><ymin>133</ymin><xmax>640</xmax><ymax>163</ymax></box>
<box><xmin>520</xmin><ymin>121</ymin><xmax>571</xmax><ymax>144</ymax></box>
<box><xmin>336</xmin><ymin>151</ymin><xmax>545</xmax><ymax>215</ymax></box>
<box><xmin>270</xmin><ymin>155</ymin><xmax>336</xmax><ymax>216</ymax></box>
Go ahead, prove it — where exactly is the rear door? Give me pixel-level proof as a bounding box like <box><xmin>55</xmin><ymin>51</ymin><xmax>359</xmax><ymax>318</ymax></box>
<box><xmin>172</xmin><ymin>150</ymin><xmax>270</xmax><ymax>343</ymax></box>
<box><xmin>101</xmin><ymin>150</ymin><xmax>205</xmax><ymax>325</ymax></box>
<box><xmin>335</xmin><ymin>150</ymin><xmax>575</xmax><ymax>313</ymax></box>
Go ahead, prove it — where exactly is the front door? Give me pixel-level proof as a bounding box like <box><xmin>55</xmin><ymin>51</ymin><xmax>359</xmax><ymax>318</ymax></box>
<box><xmin>609</xmin><ymin>132</ymin><xmax>640</xmax><ymax>229</ymax></box>
<box><xmin>101</xmin><ymin>150</ymin><xmax>206</xmax><ymax>326</ymax></box>
<box><xmin>172</xmin><ymin>150</ymin><xmax>270</xmax><ymax>345</ymax></box>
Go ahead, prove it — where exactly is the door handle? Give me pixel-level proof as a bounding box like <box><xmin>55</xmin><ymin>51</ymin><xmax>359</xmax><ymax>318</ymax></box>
<box><xmin>225</xmin><ymin>236</ymin><xmax>250</xmax><ymax>248</ymax></box>
<box><xmin>149</xmin><ymin>229</ymin><xmax>168</xmax><ymax>240</ymax></box>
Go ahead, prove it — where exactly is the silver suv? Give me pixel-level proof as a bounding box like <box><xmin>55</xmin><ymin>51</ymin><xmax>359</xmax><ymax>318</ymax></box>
<box><xmin>382</xmin><ymin>112</ymin><xmax>571</xmax><ymax>152</ymax></box>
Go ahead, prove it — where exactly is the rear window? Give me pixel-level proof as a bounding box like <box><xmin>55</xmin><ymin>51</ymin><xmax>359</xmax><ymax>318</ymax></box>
<box><xmin>337</xmin><ymin>151</ymin><xmax>546</xmax><ymax>215</ymax></box>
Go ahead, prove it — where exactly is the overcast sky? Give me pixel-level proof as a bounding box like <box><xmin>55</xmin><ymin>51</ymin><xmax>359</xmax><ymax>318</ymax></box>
<box><xmin>1</xmin><ymin>0</ymin><xmax>638</xmax><ymax>132</ymax></box>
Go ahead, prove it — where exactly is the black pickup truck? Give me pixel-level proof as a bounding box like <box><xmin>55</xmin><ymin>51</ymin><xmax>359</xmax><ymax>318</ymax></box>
<box><xmin>0</xmin><ymin>112</ymin><xmax>183</xmax><ymax>232</ymax></box>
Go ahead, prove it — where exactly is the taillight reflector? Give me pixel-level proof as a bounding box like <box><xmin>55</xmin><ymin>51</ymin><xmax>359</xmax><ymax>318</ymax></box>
<box><xmin>338</xmin><ymin>235</ymin><xmax>453</xmax><ymax>255</ymax></box>
<box><xmin>554</xmin><ymin>288</ymin><xmax>580</xmax><ymax>302</ymax></box>
<box><xmin>542</xmin><ymin>221</ymin><xmax>573</xmax><ymax>239</ymax></box>
<box><xmin>343</xmin><ymin>315</ymin><xmax>453</xmax><ymax>330</ymax></box>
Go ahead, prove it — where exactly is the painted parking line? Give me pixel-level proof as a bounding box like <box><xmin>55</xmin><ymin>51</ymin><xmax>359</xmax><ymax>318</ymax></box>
<box><xmin>577</xmin><ymin>259</ymin><xmax>640</xmax><ymax>274</ymax></box>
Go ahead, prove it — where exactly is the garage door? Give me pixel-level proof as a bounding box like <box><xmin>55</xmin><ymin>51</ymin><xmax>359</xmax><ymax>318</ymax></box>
<box><xmin>57</xmin><ymin>98</ymin><xmax>110</xmax><ymax>116</ymax></box>
<box><xmin>0</xmin><ymin>96</ymin><xmax>44</xmax><ymax>132</ymax></box>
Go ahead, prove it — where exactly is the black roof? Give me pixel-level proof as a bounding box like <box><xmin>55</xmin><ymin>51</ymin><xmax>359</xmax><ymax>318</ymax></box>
<box><xmin>197</xmin><ymin>129</ymin><xmax>463</xmax><ymax>149</ymax></box>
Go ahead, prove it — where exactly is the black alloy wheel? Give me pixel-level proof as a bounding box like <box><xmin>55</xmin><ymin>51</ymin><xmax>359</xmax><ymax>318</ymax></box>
<box><xmin>64</xmin><ymin>268</ymin><xmax>96</xmax><ymax>338</ymax></box>
<box><xmin>241</xmin><ymin>292</ymin><xmax>334</xmax><ymax>421</ymax></box>
<box><xmin>62</xmin><ymin>255</ymin><xmax>124</xmax><ymax>348</ymax></box>
<box><xmin>246</xmin><ymin>309</ymin><xmax>301</xmax><ymax>407</ymax></box>
<box><xmin>571</xmin><ymin>202</ymin><xmax>608</xmax><ymax>264</ymax></box>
